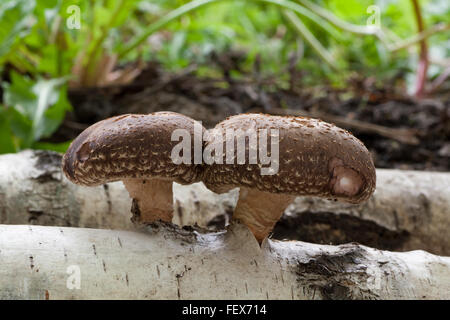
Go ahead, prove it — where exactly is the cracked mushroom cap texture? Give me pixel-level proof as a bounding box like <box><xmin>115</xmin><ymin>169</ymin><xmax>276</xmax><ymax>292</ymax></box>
<box><xmin>203</xmin><ymin>113</ymin><xmax>376</xmax><ymax>204</ymax></box>
<box><xmin>62</xmin><ymin>112</ymin><xmax>204</xmax><ymax>186</ymax></box>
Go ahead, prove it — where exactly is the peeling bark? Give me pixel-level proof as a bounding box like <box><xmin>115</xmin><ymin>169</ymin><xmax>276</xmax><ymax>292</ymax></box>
<box><xmin>0</xmin><ymin>222</ymin><xmax>448</xmax><ymax>300</ymax></box>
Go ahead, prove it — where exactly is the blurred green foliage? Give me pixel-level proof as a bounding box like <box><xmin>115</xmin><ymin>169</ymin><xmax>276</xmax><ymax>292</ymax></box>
<box><xmin>0</xmin><ymin>0</ymin><xmax>449</xmax><ymax>154</ymax></box>
<box><xmin>2</xmin><ymin>71</ymin><xmax>71</xmax><ymax>150</ymax></box>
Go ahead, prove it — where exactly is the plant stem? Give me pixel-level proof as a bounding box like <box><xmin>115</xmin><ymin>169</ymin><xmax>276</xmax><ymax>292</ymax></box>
<box><xmin>282</xmin><ymin>10</ymin><xmax>336</xmax><ymax>69</ymax></box>
<box><xmin>118</xmin><ymin>0</ymin><xmax>339</xmax><ymax>59</ymax></box>
<box><xmin>411</xmin><ymin>0</ymin><xmax>428</xmax><ymax>98</ymax></box>
<box><xmin>389</xmin><ymin>23</ymin><xmax>450</xmax><ymax>52</ymax></box>
<box><xmin>296</xmin><ymin>0</ymin><xmax>384</xmax><ymax>36</ymax></box>
<box><xmin>83</xmin><ymin>0</ymin><xmax>126</xmax><ymax>85</ymax></box>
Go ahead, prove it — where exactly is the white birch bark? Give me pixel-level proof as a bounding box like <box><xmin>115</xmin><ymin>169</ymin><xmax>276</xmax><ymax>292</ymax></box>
<box><xmin>0</xmin><ymin>150</ymin><xmax>235</xmax><ymax>230</ymax></box>
<box><xmin>0</xmin><ymin>150</ymin><xmax>133</xmax><ymax>229</ymax></box>
<box><xmin>0</xmin><ymin>222</ymin><xmax>449</xmax><ymax>300</ymax></box>
<box><xmin>283</xmin><ymin>169</ymin><xmax>450</xmax><ymax>255</ymax></box>
<box><xmin>1</xmin><ymin>150</ymin><xmax>449</xmax><ymax>255</ymax></box>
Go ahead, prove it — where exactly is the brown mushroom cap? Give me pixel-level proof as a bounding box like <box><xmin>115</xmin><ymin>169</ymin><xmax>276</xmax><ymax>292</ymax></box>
<box><xmin>62</xmin><ymin>111</ymin><xmax>205</xmax><ymax>223</ymax></box>
<box><xmin>62</xmin><ymin>111</ymin><xmax>203</xmax><ymax>186</ymax></box>
<box><xmin>203</xmin><ymin>113</ymin><xmax>376</xmax><ymax>243</ymax></box>
<box><xmin>204</xmin><ymin>113</ymin><xmax>376</xmax><ymax>203</ymax></box>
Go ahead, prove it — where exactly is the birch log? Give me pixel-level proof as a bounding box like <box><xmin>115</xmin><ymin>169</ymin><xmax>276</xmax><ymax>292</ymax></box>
<box><xmin>0</xmin><ymin>150</ymin><xmax>133</xmax><ymax>229</ymax></box>
<box><xmin>0</xmin><ymin>150</ymin><xmax>236</xmax><ymax>230</ymax></box>
<box><xmin>278</xmin><ymin>169</ymin><xmax>450</xmax><ymax>255</ymax></box>
<box><xmin>1</xmin><ymin>150</ymin><xmax>449</xmax><ymax>255</ymax></box>
<box><xmin>0</xmin><ymin>222</ymin><xmax>449</xmax><ymax>300</ymax></box>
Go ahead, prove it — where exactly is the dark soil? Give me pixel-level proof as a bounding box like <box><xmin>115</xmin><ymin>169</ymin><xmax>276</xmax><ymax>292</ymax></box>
<box><xmin>272</xmin><ymin>211</ymin><xmax>410</xmax><ymax>251</ymax></box>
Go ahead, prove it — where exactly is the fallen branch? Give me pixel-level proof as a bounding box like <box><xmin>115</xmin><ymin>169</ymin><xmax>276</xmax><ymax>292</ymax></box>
<box><xmin>0</xmin><ymin>222</ymin><xmax>448</xmax><ymax>300</ymax></box>
<box><xmin>267</xmin><ymin>107</ymin><xmax>420</xmax><ymax>145</ymax></box>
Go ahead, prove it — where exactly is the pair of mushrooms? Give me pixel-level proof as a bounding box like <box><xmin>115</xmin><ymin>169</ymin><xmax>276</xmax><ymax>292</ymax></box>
<box><xmin>63</xmin><ymin>112</ymin><xmax>376</xmax><ymax>243</ymax></box>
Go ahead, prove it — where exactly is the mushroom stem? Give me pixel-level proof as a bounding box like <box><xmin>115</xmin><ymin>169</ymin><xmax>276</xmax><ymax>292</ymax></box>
<box><xmin>123</xmin><ymin>178</ymin><xmax>174</xmax><ymax>223</ymax></box>
<box><xmin>232</xmin><ymin>187</ymin><xmax>295</xmax><ymax>243</ymax></box>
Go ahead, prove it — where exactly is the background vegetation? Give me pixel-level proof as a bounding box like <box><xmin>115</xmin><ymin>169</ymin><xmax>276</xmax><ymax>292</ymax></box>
<box><xmin>0</xmin><ymin>0</ymin><xmax>448</xmax><ymax>154</ymax></box>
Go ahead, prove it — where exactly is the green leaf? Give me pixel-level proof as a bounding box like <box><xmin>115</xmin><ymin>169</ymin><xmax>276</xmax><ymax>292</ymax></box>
<box><xmin>5</xmin><ymin>106</ymin><xmax>33</xmax><ymax>147</ymax></box>
<box><xmin>0</xmin><ymin>0</ymin><xmax>36</xmax><ymax>59</ymax></box>
<box><xmin>33</xmin><ymin>140</ymin><xmax>72</xmax><ymax>153</ymax></box>
<box><xmin>3</xmin><ymin>71</ymin><xmax>37</xmax><ymax>119</ymax></box>
<box><xmin>39</xmin><ymin>86</ymin><xmax>72</xmax><ymax>139</ymax></box>
<box><xmin>30</xmin><ymin>77</ymin><xmax>70</xmax><ymax>143</ymax></box>
<box><xmin>37</xmin><ymin>44</ymin><xmax>59</xmax><ymax>75</ymax></box>
<box><xmin>2</xmin><ymin>71</ymin><xmax>71</xmax><ymax>148</ymax></box>
<box><xmin>0</xmin><ymin>107</ymin><xmax>17</xmax><ymax>154</ymax></box>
